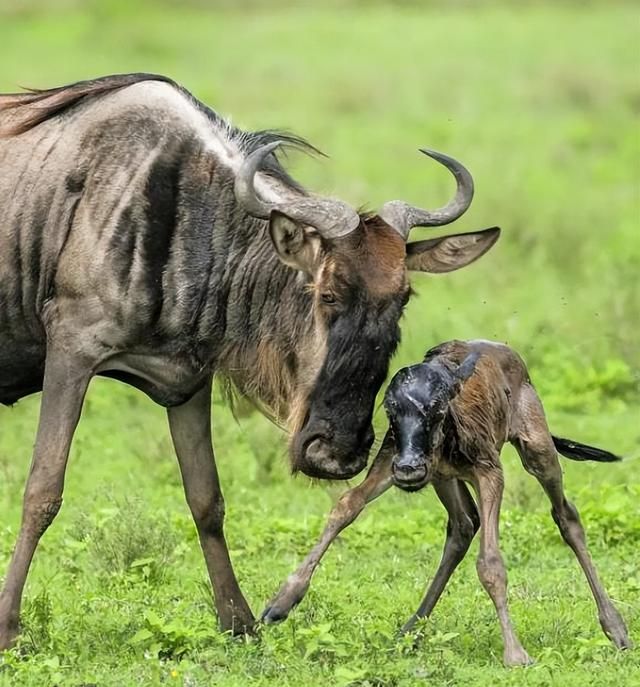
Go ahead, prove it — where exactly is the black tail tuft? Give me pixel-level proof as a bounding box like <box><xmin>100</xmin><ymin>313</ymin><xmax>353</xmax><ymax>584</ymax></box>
<box><xmin>552</xmin><ymin>435</ymin><xmax>621</xmax><ymax>463</ymax></box>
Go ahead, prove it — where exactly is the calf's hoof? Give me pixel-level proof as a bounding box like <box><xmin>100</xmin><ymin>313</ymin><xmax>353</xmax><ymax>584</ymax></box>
<box><xmin>503</xmin><ymin>645</ymin><xmax>534</xmax><ymax>667</ymax></box>
<box><xmin>398</xmin><ymin>614</ymin><xmax>420</xmax><ymax>636</ymax></box>
<box><xmin>261</xmin><ymin>577</ymin><xmax>309</xmax><ymax>625</ymax></box>
<box><xmin>260</xmin><ymin>591</ymin><xmax>301</xmax><ymax>625</ymax></box>
<box><xmin>261</xmin><ymin>603</ymin><xmax>291</xmax><ymax>625</ymax></box>
<box><xmin>600</xmin><ymin>608</ymin><xmax>632</xmax><ymax>650</ymax></box>
<box><xmin>605</xmin><ymin>624</ymin><xmax>633</xmax><ymax>650</ymax></box>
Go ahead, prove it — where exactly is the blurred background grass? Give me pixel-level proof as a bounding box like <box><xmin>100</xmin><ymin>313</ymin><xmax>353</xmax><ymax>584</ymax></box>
<box><xmin>0</xmin><ymin>2</ymin><xmax>638</xmax><ymax>685</ymax></box>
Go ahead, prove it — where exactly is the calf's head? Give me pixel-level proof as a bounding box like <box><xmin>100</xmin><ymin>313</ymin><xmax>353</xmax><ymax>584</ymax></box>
<box><xmin>236</xmin><ymin>143</ymin><xmax>498</xmax><ymax>480</ymax></box>
<box><xmin>385</xmin><ymin>353</ymin><xmax>480</xmax><ymax>490</ymax></box>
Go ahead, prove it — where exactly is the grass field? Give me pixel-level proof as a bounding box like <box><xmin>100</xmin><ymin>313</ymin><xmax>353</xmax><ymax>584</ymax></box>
<box><xmin>0</xmin><ymin>1</ymin><xmax>639</xmax><ymax>685</ymax></box>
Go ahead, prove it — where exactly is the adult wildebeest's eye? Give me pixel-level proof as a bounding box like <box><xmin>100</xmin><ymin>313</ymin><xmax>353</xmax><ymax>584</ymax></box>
<box><xmin>321</xmin><ymin>293</ymin><xmax>336</xmax><ymax>305</ymax></box>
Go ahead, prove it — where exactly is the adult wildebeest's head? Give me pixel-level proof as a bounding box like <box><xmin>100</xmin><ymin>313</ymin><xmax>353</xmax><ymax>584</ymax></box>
<box><xmin>236</xmin><ymin>142</ymin><xmax>499</xmax><ymax>480</ymax></box>
<box><xmin>385</xmin><ymin>353</ymin><xmax>480</xmax><ymax>490</ymax></box>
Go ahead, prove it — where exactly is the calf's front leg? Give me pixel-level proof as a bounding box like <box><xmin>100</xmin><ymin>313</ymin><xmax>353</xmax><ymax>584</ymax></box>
<box><xmin>400</xmin><ymin>478</ymin><xmax>479</xmax><ymax>634</ymax></box>
<box><xmin>473</xmin><ymin>467</ymin><xmax>533</xmax><ymax>667</ymax></box>
<box><xmin>261</xmin><ymin>433</ymin><xmax>394</xmax><ymax>624</ymax></box>
<box><xmin>168</xmin><ymin>380</ymin><xmax>254</xmax><ymax>635</ymax></box>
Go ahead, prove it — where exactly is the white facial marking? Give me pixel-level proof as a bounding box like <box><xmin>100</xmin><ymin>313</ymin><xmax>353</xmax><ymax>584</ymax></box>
<box><xmin>404</xmin><ymin>391</ymin><xmax>427</xmax><ymax>417</ymax></box>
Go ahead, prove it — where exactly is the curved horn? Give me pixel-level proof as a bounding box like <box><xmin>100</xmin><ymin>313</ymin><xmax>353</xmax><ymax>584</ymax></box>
<box><xmin>234</xmin><ymin>141</ymin><xmax>281</xmax><ymax>219</ymax></box>
<box><xmin>379</xmin><ymin>149</ymin><xmax>475</xmax><ymax>240</ymax></box>
<box><xmin>234</xmin><ymin>141</ymin><xmax>360</xmax><ymax>239</ymax></box>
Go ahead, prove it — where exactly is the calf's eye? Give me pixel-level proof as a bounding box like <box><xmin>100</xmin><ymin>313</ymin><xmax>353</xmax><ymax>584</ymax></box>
<box><xmin>321</xmin><ymin>293</ymin><xmax>336</xmax><ymax>305</ymax></box>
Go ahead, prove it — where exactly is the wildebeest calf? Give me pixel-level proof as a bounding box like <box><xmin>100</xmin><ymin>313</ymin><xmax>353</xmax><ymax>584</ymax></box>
<box><xmin>261</xmin><ymin>339</ymin><xmax>631</xmax><ymax>665</ymax></box>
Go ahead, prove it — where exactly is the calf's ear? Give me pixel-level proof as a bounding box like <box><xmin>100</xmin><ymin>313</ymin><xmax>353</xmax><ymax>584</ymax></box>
<box><xmin>269</xmin><ymin>210</ymin><xmax>322</xmax><ymax>275</ymax></box>
<box><xmin>450</xmin><ymin>351</ymin><xmax>481</xmax><ymax>397</ymax></box>
<box><xmin>405</xmin><ymin>227</ymin><xmax>500</xmax><ymax>273</ymax></box>
<box><xmin>457</xmin><ymin>351</ymin><xmax>480</xmax><ymax>383</ymax></box>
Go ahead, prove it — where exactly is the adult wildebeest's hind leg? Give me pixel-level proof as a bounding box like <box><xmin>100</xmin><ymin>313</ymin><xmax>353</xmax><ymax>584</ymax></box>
<box><xmin>473</xmin><ymin>467</ymin><xmax>533</xmax><ymax>666</ymax></box>
<box><xmin>513</xmin><ymin>385</ymin><xmax>631</xmax><ymax>650</ymax></box>
<box><xmin>261</xmin><ymin>433</ymin><xmax>395</xmax><ymax>624</ymax></box>
<box><xmin>167</xmin><ymin>380</ymin><xmax>254</xmax><ymax>635</ymax></box>
<box><xmin>0</xmin><ymin>349</ymin><xmax>92</xmax><ymax>650</ymax></box>
<box><xmin>399</xmin><ymin>479</ymin><xmax>479</xmax><ymax>634</ymax></box>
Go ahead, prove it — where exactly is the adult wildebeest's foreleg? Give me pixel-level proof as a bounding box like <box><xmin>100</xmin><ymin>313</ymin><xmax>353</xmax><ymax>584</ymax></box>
<box><xmin>513</xmin><ymin>386</ymin><xmax>631</xmax><ymax>650</ymax></box>
<box><xmin>473</xmin><ymin>467</ymin><xmax>533</xmax><ymax>666</ymax></box>
<box><xmin>167</xmin><ymin>380</ymin><xmax>254</xmax><ymax>636</ymax></box>
<box><xmin>0</xmin><ymin>350</ymin><xmax>91</xmax><ymax>650</ymax></box>
<box><xmin>261</xmin><ymin>434</ymin><xmax>395</xmax><ymax>625</ymax></box>
<box><xmin>399</xmin><ymin>479</ymin><xmax>479</xmax><ymax>634</ymax></box>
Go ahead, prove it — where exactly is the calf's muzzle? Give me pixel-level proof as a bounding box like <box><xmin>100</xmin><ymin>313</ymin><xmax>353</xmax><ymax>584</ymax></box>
<box><xmin>392</xmin><ymin>451</ymin><xmax>429</xmax><ymax>491</ymax></box>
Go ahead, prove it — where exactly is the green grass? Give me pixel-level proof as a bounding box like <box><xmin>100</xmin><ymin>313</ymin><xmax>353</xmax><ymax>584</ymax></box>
<box><xmin>0</xmin><ymin>1</ymin><xmax>639</xmax><ymax>685</ymax></box>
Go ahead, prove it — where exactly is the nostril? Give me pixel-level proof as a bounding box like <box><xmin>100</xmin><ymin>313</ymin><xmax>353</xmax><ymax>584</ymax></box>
<box><xmin>395</xmin><ymin>462</ymin><xmax>414</xmax><ymax>474</ymax></box>
<box><xmin>305</xmin><ymin>437</ymin><xmax>331</xmax><ymax>463</ymax></box>
<box><xmin>393</xmin><ymin>461</ymin><xmax>427</xmax><ymax>479</ymax></box>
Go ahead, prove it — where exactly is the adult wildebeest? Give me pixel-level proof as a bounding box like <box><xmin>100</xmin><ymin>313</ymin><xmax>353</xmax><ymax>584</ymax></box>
<box><xmin>262</xmin><ymin>340</ymin><xmax>631</xmax><ymax>665</ymax></box>
<box><xmin>0</xmin><ymin>73</ymin><xmax>499</xmax><ymax>648</ymax></box>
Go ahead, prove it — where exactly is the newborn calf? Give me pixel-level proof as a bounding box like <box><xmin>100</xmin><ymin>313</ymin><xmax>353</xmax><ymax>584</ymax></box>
<box><xmin>262</xmin><ymin>339</ymin><xmax>631</xmax><ymax>666</ymax></box>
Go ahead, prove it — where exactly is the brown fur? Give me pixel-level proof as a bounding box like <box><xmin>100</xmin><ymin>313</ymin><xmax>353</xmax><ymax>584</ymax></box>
<box><xmin>448</xmin><ymin>357</ymin><xmax>509</xmax><ymax>470</ymax></box>
<box><xmin>328</xmin><ymin>218</ymin><xmax>407</xmax><ymax>298</ymax></box>
<box><xmin>262</xmin><ymin>339</ymin><xmax>631</xmax><ymax>666</ymax></box>
<box><xmin>218</xmin><ymin>338</ymin><xmax>298</xmax><ymax>425</ymax></box>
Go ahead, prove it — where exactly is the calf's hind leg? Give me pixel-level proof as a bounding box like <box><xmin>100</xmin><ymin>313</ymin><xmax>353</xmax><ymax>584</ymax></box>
<box><xmin>0</xmin><ymin>349</ymin><xmax>91</xmax><ymax>650</ymax></box>
<box><xmin>513</xmin><ymin>385</ymin><xmax>631</xmax><ymax>649</ymax></box>
<box><xmin>400</xmin><ymin>479</ymin><xmax>479</xmax><ymax>634</ymax></box>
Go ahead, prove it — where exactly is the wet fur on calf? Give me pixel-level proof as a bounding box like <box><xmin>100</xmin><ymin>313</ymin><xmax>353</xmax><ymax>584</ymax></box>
<box><xmin>383</xmin><ymin>339</ymin><xmax>630</xmax><ymax>663</ymax></box>
<box><xmin>385</xmin><ymin>339</ymin><xmax>621</xmax><ymax>487</ymax></box>
<box><xmin>264</xmin><ymin>338</ymin><xmax>631</xmax><ymax>666</ymax></box>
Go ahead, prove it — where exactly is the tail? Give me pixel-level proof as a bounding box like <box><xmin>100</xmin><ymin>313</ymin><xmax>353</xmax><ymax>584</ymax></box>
<box><xmin>552</xmin><ymin>435</ymin><xmax>621</xmax><ymax>463</ymax></box>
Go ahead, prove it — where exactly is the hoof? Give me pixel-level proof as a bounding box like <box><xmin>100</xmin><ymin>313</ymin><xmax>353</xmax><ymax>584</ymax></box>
<box><xmin>260</xmin><ymin>603</ymin><xmax>291</xmax><ymax>626</ymax></box>
<box><xmin>601</xmin><ymin>609</ymin><xmax>632</xmax><ymax>650</ymax></box>
<box><xmin>503</xmin><ymin>647</ymin><xmax>534</xmax><ymax>667</ymax></box>
<box><xmin>398</xmin><ymin>615</ymin><xmax>419</xmax><ymax>636</ymax></box>
<box><xmin>0</xmin><ymin>624</ymin><xmax>19</xmax><ymax>652</ymax></box>
<box><xmin>260</xmin><ymin>591</ymin><xmax>304</xmax><ymax>625</ymax></box>
<box><xmin>260</xmin><ymin>577</ymin><xmax>308</xmax><ymax>626</ymax></box>
<box><xmin>607</xmin><ymin>627</ymin><xmax>633</xmax><ymax>651</ymax></box>
<box><xmin>229</xmin><ymin>621</ymin><xmax>258</xmax><ymax>638</ymax></box>
<box><xmin>219</xmin><ymin>608</ymin><xmax>257</xmax><ymax>637</ymax></box>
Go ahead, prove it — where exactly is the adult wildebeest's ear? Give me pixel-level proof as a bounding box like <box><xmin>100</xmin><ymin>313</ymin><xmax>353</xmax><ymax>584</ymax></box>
<box><xmin>405</xmin><ymin>227</ymin><xmax>500</xmax><ymax>273</ymax></box>
<box><xmin>269</xmin><ymin>210</ymin><xmax>321</xmax><ymax>275</ymax></box>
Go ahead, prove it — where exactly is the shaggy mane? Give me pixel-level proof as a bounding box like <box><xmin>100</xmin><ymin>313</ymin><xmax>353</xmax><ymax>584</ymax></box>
<box><xmin>0</xmin><ymin>72</ymin><xmax>320</xmax><ymax>190</ymax></box>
